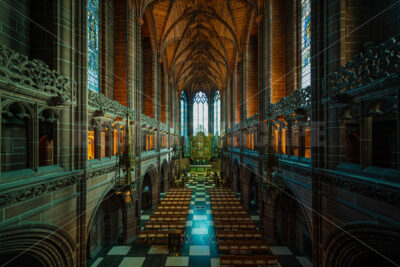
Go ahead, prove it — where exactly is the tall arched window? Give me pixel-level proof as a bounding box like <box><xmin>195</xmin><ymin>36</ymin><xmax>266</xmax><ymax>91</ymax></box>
<box><xmin>301</xmin><ymin>0</ymin><xmax>311</xmax><ymax>88</ymax></box>
<box><xmin>180</xmin><ymin>91</ymin><xmax>188</xmax><ymax>136</ymax></box>
<box><xmin>213</xmin><ymin>91</ymin><xmax>221</xmax><ymax>136</ymax></box>
<box><xmin>88</xmin><ymin>0</ymin><xmax>99</xmax><ymax>92</ymax></box>
<box><xmin>193</xmin><ymin>91</ymin><xmax>208</xmax><ymax>135</ymax></box>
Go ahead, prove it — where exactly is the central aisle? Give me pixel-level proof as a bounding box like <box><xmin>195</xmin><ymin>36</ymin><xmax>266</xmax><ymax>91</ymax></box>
<box><xmin>180</xmin><ymin>180</ymin><xmax>220</xmax><ymax>267</ymax></box>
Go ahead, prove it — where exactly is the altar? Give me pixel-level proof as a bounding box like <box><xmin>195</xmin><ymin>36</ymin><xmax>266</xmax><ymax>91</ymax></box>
<box><xmin>190</xmin><ymin>131</ymin><xmax>212</xmax><ymax>164</ymax></box>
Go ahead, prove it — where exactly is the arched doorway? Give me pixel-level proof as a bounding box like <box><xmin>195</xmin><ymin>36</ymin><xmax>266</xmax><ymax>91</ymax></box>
<box><xmin>232</xmin><ymin>160</ymin><xmax>240</xmax><ymax>193</ymax></box>
<box><xmin>249</xmin><ymin>172</ymin><xmax>258</xmax><ymax>210</ymax></box>
<box><xmin>141</xmin><ymin>173</ymin><xmax>152</xmax><ymax>210</ymax></box>
<box><xmin>274</xmin><ymin>191</ymin><xmax>312</xmax><ymax>258</ymax></box>
<box><xmin>87</xmin><ymin>190</ymin><xmax>126</xmax><ymax>260</ymax></box>
<box><xmin>160</xmin><ymin>161</ymin><xmax>168</xmax><ymax>193</ymax></box>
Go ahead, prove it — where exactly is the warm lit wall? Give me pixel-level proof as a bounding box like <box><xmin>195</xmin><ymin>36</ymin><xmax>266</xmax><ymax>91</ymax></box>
<box><xmin>246</xmin><ymin>34</ymin><xmax>258</xmax><ymax>118</ymax></box>
<box><xmin>235</xmin><ymin>65</ymin><xmax>241</xmax><ymax>123</ymax></box>
<box><xmin>142</xmin><ymin>36</ymin><xmax>154</xmax><ymax>117</ymax></box>
<box><xmin>113</xmin><ymin>0</ymin><xmax>128</xmax><ymax>105</ymax></box>
<box><xmin>271</xmin><ymin>0</ymin><xmax>287</xmax><ymax>103</ymax></box>
<box><xmin>161</xmin><ymin>65</ymin><xmax>166</xmax><ymax>123</ymax></box>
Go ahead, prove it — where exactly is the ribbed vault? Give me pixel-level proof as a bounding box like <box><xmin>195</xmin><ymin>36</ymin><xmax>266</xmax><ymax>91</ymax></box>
<box><xmin>143</xmin><ymin>0</ymin><xmax>257</xmax><ymax>96</ymax></box>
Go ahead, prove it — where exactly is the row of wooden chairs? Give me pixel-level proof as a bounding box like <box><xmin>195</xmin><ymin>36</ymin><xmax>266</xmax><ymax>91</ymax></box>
<box><xmin>216</xmin><ymin>231</ymin><xmax>263</xmax><ymax>241</ymax></box>
<box><xmin>145</xmin><ymin>221</ymin><xmax>186</xmax><ymax>230</ymax></box>
<box><xmin>138</xmin><ymin>230</ymin><xmax>185</xmax><ymax>244</ymax></box>
<box><xmin>160</xmin><ymin>201</ymin><xmax>190</xmax><ymax>205</ymax></box>
<box><xmin>220</xmin><ymin>255</ymin><xmax>279</xmax><ymax>267</ymax></box>
<box><xmin>150</xmin><ymin>215</ymin><xmax>187</xmax><ymax>222</ymax></box>
<box><xmin>153</xmin><ymin>210</ymin><xmax>188</xmax><ymax>216</ymax></box>
<box><xmin>219</xmin><ymin>241</ymin><xmax>270</xmax><ymax>254</ymax></box>
<box><xmin>165</xmin><ymin>194</ymin><xmax>192</xmax><ymax>198</ymax></box>
<box><xmin>209</xmin><ymin>197</ymin><xmax>239</xmax><ymax>202</ymax></box>
<box><xmin>157</xmin><ymin>205</ymin><xmax>189</xmax><ymax>210</ymax></box>
<box><xmin>212</xmin><ymin>210</ymin><xmax>247</xmax><ymax>216</ymax></box>
<box><xmin>211</xmin><ymin>201</ymin><xmax>241</xmax><ymax>206</ymax></box>
<box><xmin>162</xmin><ymin>197</ymin><xmax>191</xmax><ymax>201</ymax></box>
<box><xmin>214</xmin><ymin>215</ymin><xmax>251</xmax><ymax>222</ymax></box>
<box><xmin>211</xmin><ymin>205</ymin><xmax>244</xmax><ymax>211</ymax></box>
<box><xmin>215</xmin><ymin>221</ymin><xmax>257</xmax><ymax>230</ymax></box>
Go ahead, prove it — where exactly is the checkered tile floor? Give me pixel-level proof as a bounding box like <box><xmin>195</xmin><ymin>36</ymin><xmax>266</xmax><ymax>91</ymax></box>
<box><xmin>88</xmin><ymin>180</ymin><xmax>312</xmax><ymax>267</ymax></box>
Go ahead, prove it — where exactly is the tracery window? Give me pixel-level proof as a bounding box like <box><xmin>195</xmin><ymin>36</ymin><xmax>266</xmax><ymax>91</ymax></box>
<box><xmin>88</xmin><ymin>0</ymin><xmax>99</xmax><ymax>92</ymax></box>
<box><xmin>213</xmin><ymin>91</ymin><xmax>221</xmax><ymax>136</ymax></box>
<box><xmin>301</xmin><ymin>0</ymin><xmax>311</xmax><ymax>88</ymax></box>
<box><xmin>193</xmin><ymin>91</ymin><xmax>208</xmax><ymax>135</ymax></box>
<box><xmin>180</xmin><ymin>91</ymin><xmax>188</xmax><ymax>137</ymax></box>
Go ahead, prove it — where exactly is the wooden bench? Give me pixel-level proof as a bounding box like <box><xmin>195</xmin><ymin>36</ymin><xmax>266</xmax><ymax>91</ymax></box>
<box><xmin>145</xmin><ymin>221</ymin><xmax>186</xmax><ymax>230</ymax></box>
<box><xmin>216</xmin><ymin>230</ymin><xmax>263</xmax><ymax>241</ymax></box>
<box><xmin>138</xmin><ymin>230</ymin><xmax>185</xmax><ymax>244</ymax></box>
<box><xmin>218</xmin><ymin>241</ymin><xmax>270</xmax><ymax>254</ymax></box>
<box><xmin>219</xmin><ymin>255</ymin><xmax>279</xmax><ymax>267</ymax></box>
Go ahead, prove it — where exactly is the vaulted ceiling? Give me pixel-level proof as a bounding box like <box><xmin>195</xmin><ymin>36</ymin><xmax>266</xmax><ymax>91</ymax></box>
<box><xmin>143</xmin><ymin>0</ymin><xmax>257</xmax><ymax>97</ymax></box>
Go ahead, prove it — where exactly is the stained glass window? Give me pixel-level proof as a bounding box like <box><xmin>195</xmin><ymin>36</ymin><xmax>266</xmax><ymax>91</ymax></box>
<box><xmin>193</xmin><ymin>91</ymin><xmax>208</xmax><ymax>135</ymax></box>
<box><xmin>301</xmin><ymin>0</ymin><xmax>311</xmax><ymax>88</ymax></box>
<box><xmin>180</xmin><ymin>91</ymin><xmax>188</xmax><ymax>136</ymax></box>
<box><xmin>88</xmin><ymin>0</ymin><xmax>99</xmax><ymax>92</ymax></box>
<box><xmin>213</xmin><ymin>91</ymin><xmax>221</xmax><ymax>136</ymax></box>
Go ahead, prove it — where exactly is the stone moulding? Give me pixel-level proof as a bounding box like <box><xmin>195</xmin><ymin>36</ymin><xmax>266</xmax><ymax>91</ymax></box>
<box><xmin>270</xmin><ymin>86</ymin><xmax>311</xmax><ymax>118</ymax></box>
<box><xmin>327</xmin><ymin>37</ymin><xmax>400</xmax><ymax>98</ymax></box>
<box><xmin>0</xmin><ymin>174</ymin><xmax>82</xmax><ymax>209</ymax></box>
<box><xmin>0</xmin><ymin>45</ymin><xmax>75</xmax><ymax>101</ymax></box>
<box><xmin>87</xmin><ymin>165</ymin><xmax>117</xmax><ymax>180</ymax></box>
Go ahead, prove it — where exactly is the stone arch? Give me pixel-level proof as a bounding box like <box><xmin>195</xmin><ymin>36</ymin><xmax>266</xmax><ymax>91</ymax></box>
<box><xmin>323</xmin><ymin>222</ymin><xmax>400</xmax><ymax>267</ymax></box>
<box><xmin>0</xmin><ymin>224</ymin><xmax>76</xmax><ymax>267</ymax></box>
<box><xmin>86</xmin><ymin>187</ymin><xmax>127</xmax><ymax>259</ymax></box>
<box><xmin>160</xmin><ymin>159</ymin><xmax>169</xmax><ymax>193</ymax></box>
<box><xmin>243</xmin><ymin>164</ymin><xmax>259</xmax><ymax>210</ymax></box>
<box><xmin>141</xmin><ymin>165</ymin><xmax>159</xmax><ymax>210</ymax></box>
<box><xmin>232</xmin><ymin>159</ymin><xmax>240</xmax><ymax>193</ymax></box>
<box><xmin>272</xmin><ymin>189</ymin><xmax>312</xmax><ymax>258</ymax></box>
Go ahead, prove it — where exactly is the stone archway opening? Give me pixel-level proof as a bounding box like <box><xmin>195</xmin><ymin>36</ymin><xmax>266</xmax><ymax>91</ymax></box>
<box><xmin>274</xmin><ymin>191</ymin><xmax>312</xmax><ymax>258</ymax></box>
<box><xmin>141</xmin><ymin>172</ymin><xmax>153</xmax><ymax>210</ymax></box>
<box><xmin>249</xmin><ymin>173</ymin><xmax>258</xmax><ymax>211</ymax></box>
<box><xmin>87</xmin><ymin>190</ymin><xmax>126</xmax><ymax>260</ymax></box>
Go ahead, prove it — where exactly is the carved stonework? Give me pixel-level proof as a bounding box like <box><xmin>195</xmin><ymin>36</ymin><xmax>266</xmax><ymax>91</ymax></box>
<box><xmin>270</xmin><ymin>87</ymin><xmax>311</xmax><ymax>118</ymax></box>
<box><xmin>87</xmin><ymin>165</ymin><xmax>118</xmax><ymax>180</ymax></box>
<box><xmin>0</xmin><ymin>45</ymin><xmax>75</xmax><ymax>100</ymax></box>
<box><xmin>88</xmin><ymin>90</ymin><xmax>135</xmax><ymax>118</ymax></box>
<box><xmin>141</xmin><ymin>114</ymin><xmax>158</xmax><ymax>129</ymax></box>
<box><xmin>327</xmin><ymin>37</ymin><xmax>400</xmax><ymax>98</ymax></box>
<box><xmin>0</xmin><ymin>175</ymin><xmax>81</xmax><ymax>208</ymax></box>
